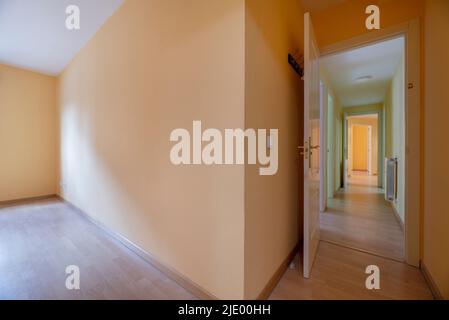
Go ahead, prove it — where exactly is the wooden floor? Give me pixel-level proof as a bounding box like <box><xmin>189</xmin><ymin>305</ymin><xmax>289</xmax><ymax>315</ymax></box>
<box><xmin>0</xmin><ymin>197</ymin><xmax>432</xmax><ymax>300</ymax></box>
<box><xmin>270</xmin><ymin>241</ymin><xmax>433</xmax><ymax>300</ymax></box>
<box><xmin>320</xmin><ymin>173</ymin><xmax>404</xmax><ymax>260</ymax></box>
<box><xmin>270</xmin><ymin>172</ymin><xmax>431</xmax><ymax>300</ymax></box>
<box><xmin>0</xmin><ymin>198</ymin><xmax>196</xmax><ymax>300</ymax></box>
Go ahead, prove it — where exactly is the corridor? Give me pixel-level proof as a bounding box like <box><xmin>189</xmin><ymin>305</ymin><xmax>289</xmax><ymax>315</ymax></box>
<box><xmin>320</xmin><ymin>173</ymin><xmax>404</xmax><ymax>261</ymax></box>
<box><xmin>270</xmin><ymin>241</ymin><xmax>432</xmax><ymax>300</ymax></box>
<box><xmin>269</xmin><ymin>172</ymin><xmax>430</xmax><ymax>300</ymax></box>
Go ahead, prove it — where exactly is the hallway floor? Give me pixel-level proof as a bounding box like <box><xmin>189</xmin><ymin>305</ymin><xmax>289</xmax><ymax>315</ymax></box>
<box><xmin>0</xmin><ymin>197</ymin><xmax>431</xmax><ymax>300</ymax></box>
<box><xmin>266</xmin><ymin>171</ymin><xmax>434</xmax><ymax>300</ymax></box>
<box><xmin>0</xmin><ymin>199</ymin><xmax>196</xmax><ymax>300</ymax></box>
<box><xmin>321</xmin><ymin>173</ymin><xmax>404</xmax><ymax>261</ymax></box>
<box><xmin>269</xmin><ymin>241</ymin><xmax>433</xmax><ymax>300</ymax></box>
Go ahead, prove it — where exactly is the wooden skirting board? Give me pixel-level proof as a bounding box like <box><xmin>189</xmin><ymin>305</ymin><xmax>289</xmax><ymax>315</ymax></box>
<box><xmin>57</xmin><ymin>196</ymin><xmax>218</xmax><ymax>300</ymax></box>
<box><xmin>62</xmin><ymin>196</ymin><xmax>301</xmax><ymax>301</ymax></box>
<box><xmin>0</xmin><ymin>194</ymin><xmax>57</xmax><ymax>207</ymax></box>
<box><xmin>421</xmin><ymin>262</ymin><xmax>444</xmax><ymax>300</ymax></box>
<box><xmin>256</xmin><ymin>242</ymin><xmax>300</xmax><ymax>300</ymax></box>
<box><xmin>0</xmin><ymin>195</ymin><xmax>299</xmax><ymax>300</ymax></box>
<box><xmin>2</xmin><ymin>195</ymin><xmax>301</xmax><ymax>301</ymax></box>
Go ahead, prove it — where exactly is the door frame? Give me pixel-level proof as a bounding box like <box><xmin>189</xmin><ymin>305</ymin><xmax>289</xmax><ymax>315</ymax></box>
<box><xmin>367</xmin><ymin>125</ymin><xmax>372</xmax><ymax>175</ymax></box>
<box><xmin>320</xmin><ymin>81</ymin><xmax>328</xmax><ymax>212</ymax></box>
<box><xmin>326</xmin><ymin>94</ymin><xmax>335</xmax><ymax>199</ymax></box>
<box><xmin>344</xmin><ymin>110</ymin><xmax>384</xmax><ymax>188</ymax></box>
<box><xmin>320</xmin><ymin>20</ymin><xmax>421</xmax><ymax>267</ymax></box>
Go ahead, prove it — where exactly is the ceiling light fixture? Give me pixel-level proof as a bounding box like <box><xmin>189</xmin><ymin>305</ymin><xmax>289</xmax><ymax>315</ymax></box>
<box><xmin>354</xmin><ymin>75</ymin><xmax>373</xmax><ymax>82</ymax></box>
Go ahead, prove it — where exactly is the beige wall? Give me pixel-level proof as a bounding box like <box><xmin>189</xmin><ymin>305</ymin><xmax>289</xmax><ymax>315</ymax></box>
<box><xmin>244</xmin><ymin>0</ymin><xmax>304</xmax><ymax>299</ymax></box>
<box><xmin>331</xmin><ymin>96</ymin><xmax>343</xmax><ymax>195</ymax></box>
<box><xmin>384</xmin><ymin>57</ymin><xmax>405</xmax><ymax>222</ymax></box>
<box><xmin>423</xmin><ymin>0</ymin><xmax>449</xmax><ymax>299</ymax></box>
<box><xmin>2</xmin><ymin>0</ymin><xmax>448</xmax><ymax>301</ymax></box>
<box><xmin>334</xmin><ymin>110</ymin><xmax>343</xmax><ymax>192</ymax></box>
<box><xmin>320</xmin><ymin>69</ymin><xmax>343</xmax><ymax>197</ymax></box>
<box><xmin>58</xmin><ymin>0</ymin><xmax>246</xmax><ymax>299</ymax></box>
<box><xmin>313</xmin><ymin>0</ymin><xmax>424</xmax><ymax>48</ymax></box>
<box><xmin>0</xmin><ymin>64</ymin><xmax>57</xmax><ymax>202</ymax></box>
<box><xmin>59</xmin><ymin>0</ymin><xmax>306</xmax><ymax>299</ymax></box>
<box><xmin>345</xmin><ymin>103</ymin><xmax>383</xmax><ymax>115</ymax></box>
<box><xmin>384</xmin><ymin>88</ymin><xmax>393</xmax><ymax>158</ymax></box>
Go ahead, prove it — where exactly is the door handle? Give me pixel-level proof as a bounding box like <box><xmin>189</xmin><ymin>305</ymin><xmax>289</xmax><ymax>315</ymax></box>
<box><xmin>310</xmin><ymin>145</ymin><xmax>320</xmax><ymax>150</ymax></box>
<box><xmin>298</xmin><ymin>141</ymin><xmax>309</xmax><ymax>159</ymax></box>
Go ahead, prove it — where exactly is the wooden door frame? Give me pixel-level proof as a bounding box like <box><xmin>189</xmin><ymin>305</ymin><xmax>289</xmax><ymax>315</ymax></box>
<box><xmin>320</xmin><ymin>20</ymin><xmax>421</xmax><ymax>267</ymax></box>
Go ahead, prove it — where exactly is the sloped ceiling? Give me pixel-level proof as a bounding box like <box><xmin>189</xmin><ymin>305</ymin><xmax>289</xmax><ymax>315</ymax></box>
<box><xmin>0</xmin><ymin>0</ymin><xmax>124</xmax><ymax>75</ymax></box>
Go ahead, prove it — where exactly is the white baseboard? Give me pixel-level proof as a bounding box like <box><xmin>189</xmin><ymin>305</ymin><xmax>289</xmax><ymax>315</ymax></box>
<box><xmin>391</xmin><ymin>203</ymin><xmax>405</xmax><ymax>231</ymax></box>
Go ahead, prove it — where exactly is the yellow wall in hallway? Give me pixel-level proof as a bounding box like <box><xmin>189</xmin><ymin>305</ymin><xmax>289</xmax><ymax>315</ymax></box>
<box><xmin>58</xmin><ymin>0</ymin><xmax>246</xmax><ymax>299</ymax></box>
<box><xmin>344</xmin><ymin>104</ymin><xmax>383</xmax><ymax>115</ymax></box>
<box><xmin>0</xmin><ymin>64</ymin><xmax>57</xmax><ymax>202</ymax></box>
<box><xmin>384</xmin><ymin>57</ymin><xmax>406</xmax><ymax>222</ymax></box>
<box><xmin>423</xmin><ymin>0</ymin><xmax>449</xmax><ymax>299</ymax></box>
<box><xmin>312</xmin><ymin>0</ymin><xmax>424</xmax><ymax>48</ymax></box>
<box><xmin>320</xmin><ymin>69</ymin><xmax>344</xmax><ymax>197</ymax></box>
<box><xmin>244</xmin><ymin>0</ymin><xmax>304</xmax><ymax>299</ymax></box>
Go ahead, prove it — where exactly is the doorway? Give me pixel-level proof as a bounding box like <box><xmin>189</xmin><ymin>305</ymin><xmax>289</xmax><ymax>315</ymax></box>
<box><xmin>301</xmin><ymin>15</ymin><xmax>421</xmax><ymax>279</ymax></box>
<box><xmin>347</xmin><ymin>114</ymin><xmax>379</xmax><ymax>187</ymax></box>
<box><xmin>319</xmin><ymin>36</ymin><xmax>407</xmax><ymax>262</ymax></box>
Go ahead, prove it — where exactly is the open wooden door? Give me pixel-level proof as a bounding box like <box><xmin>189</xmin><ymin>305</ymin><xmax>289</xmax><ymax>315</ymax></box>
<box><xmin>302</xmin><ymin>12</ymin><xmax>321</xmax><ymax>279</ymax></box>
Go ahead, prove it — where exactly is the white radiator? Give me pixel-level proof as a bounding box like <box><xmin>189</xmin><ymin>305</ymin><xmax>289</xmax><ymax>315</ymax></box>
<box><xmin>385</xmin><ymin>158</ymin><xmax>398</xmax><ymax>201</ymax></box>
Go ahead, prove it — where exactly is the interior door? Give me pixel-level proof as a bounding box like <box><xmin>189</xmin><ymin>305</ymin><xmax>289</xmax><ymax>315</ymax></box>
<box><xmin>302</xmin><ymin>12</ymin><xmax>320</xmax><ymax>279</ymax></box>
<box><xmin>353</xmin><ymin>125</ymin><xmax>369</xmax><ymax>171</ymax></box>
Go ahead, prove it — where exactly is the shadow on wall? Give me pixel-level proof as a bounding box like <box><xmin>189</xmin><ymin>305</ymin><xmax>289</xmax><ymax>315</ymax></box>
<box><xmin>244</xmin><ymin>0</ymin><xmax>304</xmax><ymax>299</ymax></box>
<box><xmin>59</xmin><ymin>0</ymin><xmax>246</xmax><ymax>299</ymax></box>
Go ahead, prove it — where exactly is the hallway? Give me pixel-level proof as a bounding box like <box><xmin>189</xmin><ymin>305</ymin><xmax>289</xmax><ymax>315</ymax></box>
<box><xmin>320</xmin><ymin>174</ymin><xmax>404</xmax><ymax>261</ymax></box>
<box><xmin>270</xmin><ymin>241</ymin><xmax>432</xmax><ymax>300</ymax></box>
<box><xmin>269</xmin><ymin>172</ymin><xmax>429</xmax><ymax>300</ymax></box>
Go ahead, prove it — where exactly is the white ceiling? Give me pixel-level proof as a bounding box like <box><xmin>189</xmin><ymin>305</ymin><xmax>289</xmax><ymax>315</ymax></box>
<box><xmin>0</xmin><ymin>0</ymin><xmax>124</xmax><ymax>75</ymax></box>
<box><xmin>321</xmin><ymin>37</ymin><xmax>404</xmax><ymax>107</ymax></box>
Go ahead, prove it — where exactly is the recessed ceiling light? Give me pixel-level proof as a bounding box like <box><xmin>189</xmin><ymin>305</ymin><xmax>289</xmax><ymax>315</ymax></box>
<box><xmin>354</xmin><ymin>75</ymin><xmax>373</xmax><ymax>82</ymax></box>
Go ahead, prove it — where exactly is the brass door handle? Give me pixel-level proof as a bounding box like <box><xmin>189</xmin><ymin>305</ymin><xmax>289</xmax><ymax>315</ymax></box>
<box><xmin>298</xmin><ymin>143</ymin><xmax>309</xmax><ymax>158</ymax></box>
<box><xmin>310</xmin><ymin>145</ymin><xmax>320</xmax><ymax>150</ymax></box>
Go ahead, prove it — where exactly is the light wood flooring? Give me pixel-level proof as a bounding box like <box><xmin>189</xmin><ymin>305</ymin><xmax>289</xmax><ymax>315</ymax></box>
<box><xmin>0</xmin><ymin>197</ymin><xmax>431</xmax><ymax>300</ymax></box>
<box><xmin>269</xmin><ymin>241</ymin><xmax>433</xmax><ymax>300</ymax></box>
<box><xmin>270</xmin><ymin>172</ymin><xmax>431</xmax><ymax>300</ymax></box>
<box><xmin>321</xmin><ymin>173</ymin><xmax>404</xmax><ymax>260</ymax></box>
<box><xmin>0</xmin><ymin>198</ymin><xmax>196</xmax><ymax>300</ymax></box>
